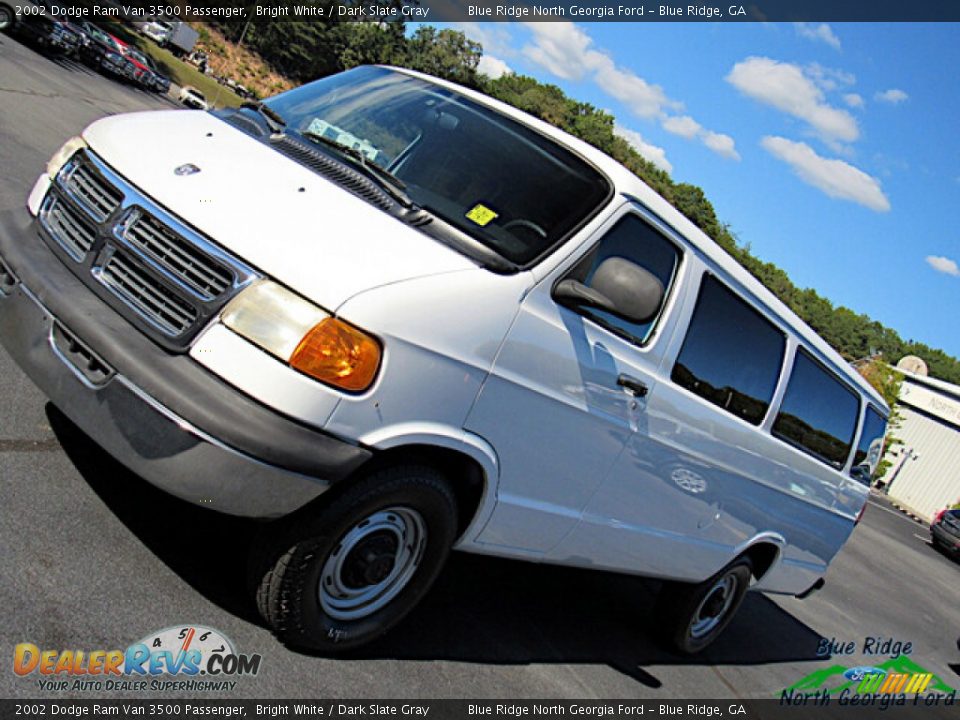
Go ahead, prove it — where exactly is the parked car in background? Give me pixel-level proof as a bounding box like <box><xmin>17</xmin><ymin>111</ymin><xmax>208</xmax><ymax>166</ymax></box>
<box><xmin>12</xmin><ymin>15</ymin><xmax>81</xmax><ymax>56</ymax></box>
<box><xmin>77</xmin><ymin>22</ymin><xmax>136</xmax><ymax>80</ymax></box>
<box><xmin>930</xmin><ymin>509</ymin><xmax>960</xmax><ymax>557</ymax></box>
<box><xmin>178</xmin><ymin>85</ymin><xmax>209</xmax><ymax>110</ymax></box>
<box><xmin>142</xmin><ymin>55</ymin><xmax>171</xmax><ymax>95</ymax></box>
<box><xmin>124</xmin><ymin>47</ymin><xmax>168</xmax><ymax>93</ymax></box>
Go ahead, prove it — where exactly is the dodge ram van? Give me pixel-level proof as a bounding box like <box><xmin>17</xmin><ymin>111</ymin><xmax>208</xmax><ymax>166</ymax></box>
<box><xmin>0</xmin><ymin>65</ymin><xmax>888</xmax><ymax>654</ymax></box>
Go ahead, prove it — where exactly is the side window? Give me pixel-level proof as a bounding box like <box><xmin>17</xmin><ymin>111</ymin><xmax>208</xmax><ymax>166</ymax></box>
<box><xmin>773</xmin><ymin>349</ymin><xmax>860</xmax><ymax>468</ymax></box>
<box><xmin>671</xmin><ymin>275</ymin><xmax>785</xmax><ymax>425</ymax></box>
<box><xmin>566</xmin><ymin>214</ymin><xmax>680</xmax><ymax>345</ymax></box>
<box><xmin>850</xmin><ymin>406</ymin><xmax>888</xmax><ymax>485</ymax></box>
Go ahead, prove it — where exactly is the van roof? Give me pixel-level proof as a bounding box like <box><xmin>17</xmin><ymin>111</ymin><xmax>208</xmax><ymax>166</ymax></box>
<box><xmin>388</xmin><ymin>66</ymin><xmax>888</xmax><ymax>412</ymax></box>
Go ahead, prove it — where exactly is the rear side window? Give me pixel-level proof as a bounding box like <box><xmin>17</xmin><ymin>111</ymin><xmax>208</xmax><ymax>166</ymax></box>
<box><xmin>850</xmin><ymin>406</ymin><xmax>887</xmax><ymax>485</ymax></box>
<box><xmin>567</xmin><ymin>214</ymin><xmax>681</xmax><ymax>345</ymax></box>
<box><xmin>773</xmin><ymin>349</ymin><xmax>860</xmax><ymax>468</ymax></box>
<box><xmin>671</xmin><ymin>275</ymin><xmax>785</xmax><ymax>425</ymax></box>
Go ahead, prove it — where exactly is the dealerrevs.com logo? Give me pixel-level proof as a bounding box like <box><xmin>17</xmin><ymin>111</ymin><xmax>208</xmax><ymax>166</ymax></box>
<box><xmin>13</xmin><ymin>625</ymin><xmax>262</xmax><ymax>693</ymax></box>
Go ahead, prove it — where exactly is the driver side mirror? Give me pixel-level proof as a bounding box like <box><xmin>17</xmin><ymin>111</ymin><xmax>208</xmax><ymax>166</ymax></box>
<box><xmin>554</xmin><ymin>257</ymin><xmax>665</xmax><ymax>325</ymax></box>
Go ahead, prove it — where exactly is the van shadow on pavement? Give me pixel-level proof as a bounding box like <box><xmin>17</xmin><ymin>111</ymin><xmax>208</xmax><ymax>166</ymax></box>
<box><xmin>49</xmin><ymin>405</ymin><xmax>825</xmax><ymax>687</ymax></box>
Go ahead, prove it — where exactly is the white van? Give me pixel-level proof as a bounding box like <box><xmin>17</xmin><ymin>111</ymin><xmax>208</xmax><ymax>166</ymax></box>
<box><xmin>0</xmin><ymin>66</ymin><xmax>888</xmax><ymax>654</ymax></box>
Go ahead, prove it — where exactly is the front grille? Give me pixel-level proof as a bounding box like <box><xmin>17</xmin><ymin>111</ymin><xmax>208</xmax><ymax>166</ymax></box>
<box><xmin>65</xmin><ymin>161</ymin><xmax>122</xmax><ymax>222</ymax></box>
<box><xmin>44</xmin><ymin>198</ymin><xmax>97</xmax><ymax>261</ymax></box>
<box><xmin>123</xmin><ymin>211</ymin><xmax>233</xmax><ymax>299</ymax></box>
<box><xmin>99</xmin><ymin>253</ymin><xmax>198</xmax><ymax>336</ymax></box>
<box><xmin>38</xmin><ymin>150</ymin><xmax>257</xmax><ymax>349</ymax></box>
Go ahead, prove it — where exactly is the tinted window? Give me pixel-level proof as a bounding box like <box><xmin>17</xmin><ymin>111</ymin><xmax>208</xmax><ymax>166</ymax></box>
<box><xmin>850</xmin><ymin>406</ymin><xmax>888</xmax><ymax>484</ymax></box>
<box><xmin>671</xmin><ymin>275</ymin><xmax>785</xmax><ymax>425</ymax></box>
<box><xmin>773</xmin><ymin>349</ymin><xmax>860</xmax><ymax>468</ymax></box>
<box><xmin>567</xmin><ymin>214</ymin><xmax>680</xmax><ymax>344</ymax></box>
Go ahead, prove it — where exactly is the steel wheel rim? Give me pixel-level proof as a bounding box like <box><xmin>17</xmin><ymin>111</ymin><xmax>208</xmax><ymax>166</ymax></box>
<box><xmin>689</xmin><ymin>573</ymin><xmax>738</xmax><ymax>639</ymax></box>
<box><xmin>318</xmin><ymin>506</ymin><xmax>427</xmax><ymax>621</ymax></box>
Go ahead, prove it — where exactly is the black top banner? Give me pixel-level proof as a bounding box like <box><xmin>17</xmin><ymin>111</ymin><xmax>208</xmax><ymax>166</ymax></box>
<box><xmin>22</xmin><ymin>0</ymin><xmax>960</xmax><ymax>22</ymax></box>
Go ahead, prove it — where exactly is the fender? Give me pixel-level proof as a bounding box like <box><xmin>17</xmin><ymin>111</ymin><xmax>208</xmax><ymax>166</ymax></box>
<box><xmin>733</xmin><ymin>531</ymin><xmax>789</xmax><ymax>589</ymax></box>
<box><xmin>357</xmin><ymin>422</ymin><xmax>501</xmax><ymax>547</ymax></box>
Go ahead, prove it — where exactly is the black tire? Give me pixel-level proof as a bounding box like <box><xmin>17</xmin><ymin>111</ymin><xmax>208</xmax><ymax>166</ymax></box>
<box><xmin>654</xmin><ymin>556</ymin><xmax>753</xmax><ymax>654</ymax></box>
<box><xmin>252</xmin><ymin>465</ymin><xmax>457</xmax><ymax>653</ymax></box>
<box><xmin>0</xmin><ymin>4</ymin><xmax>15</xmax><ymax>33</ymax></box>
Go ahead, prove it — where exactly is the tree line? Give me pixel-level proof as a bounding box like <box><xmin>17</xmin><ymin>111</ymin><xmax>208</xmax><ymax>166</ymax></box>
<box><xmin>212</xmin><ymin>18</ymin><xmax>960</xmax><ymax>385</ymax></box>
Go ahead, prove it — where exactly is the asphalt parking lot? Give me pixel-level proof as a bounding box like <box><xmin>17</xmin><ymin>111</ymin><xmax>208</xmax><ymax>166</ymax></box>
<box><xmin>1</xmin><ymin>32</ymin><xmax>959</xmax><ymax>701</ymax></box>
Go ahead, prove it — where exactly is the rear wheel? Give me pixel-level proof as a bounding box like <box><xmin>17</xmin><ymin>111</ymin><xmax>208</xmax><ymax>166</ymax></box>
<box><xmin>253</xmin><ymin>465</ymin><xmax>457</xmax><ymax>652</ymax></box>
<box><xmin>655</xmin><ymin>556</ymin><xmax>753</xmax><ymax>654</ymax></box>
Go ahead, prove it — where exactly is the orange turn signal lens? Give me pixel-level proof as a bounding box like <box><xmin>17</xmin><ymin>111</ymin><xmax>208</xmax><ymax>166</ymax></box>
<box><xmin>289</xmin><ymin>317</ymin><xmax>381</xmax><ymax>392</ymax></box>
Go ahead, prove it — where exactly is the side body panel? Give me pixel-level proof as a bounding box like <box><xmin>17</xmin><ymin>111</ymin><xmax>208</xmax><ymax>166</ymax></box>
<box><xmin>463</xmin><ymin>198</ymin><xmax>862</xmax><ymax>593</ymax></box>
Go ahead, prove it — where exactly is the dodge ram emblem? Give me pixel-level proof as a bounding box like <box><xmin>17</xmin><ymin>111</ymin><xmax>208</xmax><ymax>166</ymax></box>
<box><xmin>174</xmin><ymin>163</ymin><xmax>201</xmax><ymax>176</ymax></box>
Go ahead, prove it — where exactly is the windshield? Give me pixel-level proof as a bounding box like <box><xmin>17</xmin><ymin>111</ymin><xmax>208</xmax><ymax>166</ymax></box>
<box><xmin>264</xmin><ymin>66</ymin><xmax>611</xmax><ymax>266</ymax></box>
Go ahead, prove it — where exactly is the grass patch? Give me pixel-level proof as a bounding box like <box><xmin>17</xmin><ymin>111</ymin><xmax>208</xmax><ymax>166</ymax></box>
<box><xmin>105</xmin><ymin>25</ymin><xmax>243</xmax><ymax>109</ymax></box>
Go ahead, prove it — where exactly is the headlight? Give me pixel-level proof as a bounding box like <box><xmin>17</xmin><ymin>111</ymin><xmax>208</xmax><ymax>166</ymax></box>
<box><xmin>46</xmin><ymin>136</ymin><xmax>87</xmax><ymax>179</ymax></box>
<box><xmin>221</xmin><ymin>281</ymin><xmax>382</xmax><ymax>392</ymax></box>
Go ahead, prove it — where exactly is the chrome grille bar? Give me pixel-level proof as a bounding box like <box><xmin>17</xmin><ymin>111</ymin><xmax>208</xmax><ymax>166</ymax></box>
<box><xmin>35</xmin><ymin>149</ymin><xmax>259</xmax><ymax>350</ymax></box>
<box><xmin>65</xmin><ymin>161</ymin><xmax>122</xmax><ymax>222</ymax></box>
<box><xmin>123</xmin><ymin>211</ymin><xmax>233</xmax><ymax>300</ymax></box>
<box><xmin>99</xmin><ymin>253</ymin><xmax>198</xmax><ymax>336</ymax></box>
<box><xmin>43</xmin><ymin>198</ymin><xmax>97</xmax><ymax>261</ymax></box>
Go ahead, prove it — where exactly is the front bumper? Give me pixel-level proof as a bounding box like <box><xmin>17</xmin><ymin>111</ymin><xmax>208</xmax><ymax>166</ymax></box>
<box><xmin>0</xmin><ymin>207</ymin><xmax>372</xmax><ymax>518</ymax></box>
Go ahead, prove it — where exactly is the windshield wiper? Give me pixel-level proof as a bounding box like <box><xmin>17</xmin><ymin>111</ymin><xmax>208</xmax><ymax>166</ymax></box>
<box><xmin>300</xmin><ymin>130</ymin><xmax>412</xmax><ymax>207</ymax></box>
<box><xmin>241</xmin><ymin>100</ymin><xmax>286</xmax><ymax>135</ymax></box>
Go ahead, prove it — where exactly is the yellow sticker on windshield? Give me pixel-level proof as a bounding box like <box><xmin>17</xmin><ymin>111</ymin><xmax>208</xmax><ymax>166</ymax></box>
<box><xmin>466</xmin><ymin>204</ymin><xmax>498</xmax><ymax>227</ymax></box>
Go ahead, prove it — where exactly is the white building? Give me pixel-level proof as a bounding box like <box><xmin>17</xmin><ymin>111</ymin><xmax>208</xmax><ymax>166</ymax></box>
<box><xmin>882</xmin><ymin>362</ymin><xmax>960</xmax><ymax>522</ymax></box>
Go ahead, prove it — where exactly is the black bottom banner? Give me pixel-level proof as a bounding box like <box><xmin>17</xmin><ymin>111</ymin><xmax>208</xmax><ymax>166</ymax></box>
<box><xmin>1</xmin><ymin>698</ymin><xmax>957</xmax><ymax>720</ymax></box>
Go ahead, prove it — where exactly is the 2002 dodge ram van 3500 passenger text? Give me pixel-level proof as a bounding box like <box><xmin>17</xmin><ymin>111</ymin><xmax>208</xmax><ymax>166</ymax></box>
<box><xmin>0</xmin><ymin>65</ymin><xmax>889</xmax><ymax>654</ymax></box>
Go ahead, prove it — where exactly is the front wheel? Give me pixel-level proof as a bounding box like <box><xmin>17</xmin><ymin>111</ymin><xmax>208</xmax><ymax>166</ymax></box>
<box><xmin>654</xmin><ymin>556</ymin><xmax>753</xmax><ymax>654</ymax></box>
<box><xmin>253</xmin><ymin>465</ymin><xmax>457</xmax><ymax>652</ymax></box>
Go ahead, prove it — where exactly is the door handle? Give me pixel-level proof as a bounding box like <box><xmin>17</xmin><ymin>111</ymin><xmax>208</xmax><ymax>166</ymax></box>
<box><xmin>617</xmin><ymin>374</ymin><xmax>649</xmax><ymax>398</ymax></box>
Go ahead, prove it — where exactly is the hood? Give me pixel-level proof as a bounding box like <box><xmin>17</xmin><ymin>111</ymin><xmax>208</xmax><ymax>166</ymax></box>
<box><xmin>82</xmin><ymin>110</ymin><xmax>475</xmax><ymax>311</ymax></box>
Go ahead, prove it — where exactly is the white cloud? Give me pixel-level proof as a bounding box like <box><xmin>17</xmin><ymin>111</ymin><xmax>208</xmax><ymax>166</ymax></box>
<box><xmin>727</xmin><ymin>57</ymin><xmax>860</xmax><ymax>144</ymax></box>
<box><xmin>662</xmin><ymin>115</ymin><xmax>702</xmax><ymax>138</ymax></box>
<box><xmin>477</xmin><ymin>55</ymin><xmax>511</xmax><ymax>80</ymax></box>
<box><xmin>521</xmin><ymin>22</ymin><xmax>737</xmax><ymax>162</ymax></box>
<box><xmin>761</xmin><ymin>136</ymin><xmax>890</xmax><ymax>212</ymax></box>
<box><xmin>805</xmin><ymin>62</ymin><xmax>855</xmax><ymax>92</ymax></box>
<box><xmin>451</xmin><ymin>22</ymin><xmax>516</xmax><ymax>60</ymax></box>
<box><xmin>521</xmin><ymin>23</ymin><xmax>678</xmax><ymax>120</ymax></box>
<box><xmin>702</xmin><ymin>131</ymin><xmax>741</xmax><ymax>161</ymax></box>
<box><xmin>875</xmin><ymin>88</ymin><xmax>909</xmax><ymax>104</ymax></box>
<box><xmin>660</xmin><ymin>116</ymin><xmax>740</xmax><ymax>160</ymax></box>
<box><xmin>521</xmin><ymin>22</ymin><xmax>604</xmax><ymax>82</ymax></box>
<box><xmin>614</xmin><ymin>124</ymin><xmax>673</xmax><ymax>173</ymax></box>
<box><xmin>926</xmin><ymin>256</ymin><xmax>960</xmax><ymax>277</ymax></box>
<box><xmin>590</xmin><ymin>56</ymin><xmax>678</xmax><ymax>119</ymax></box>
<box><xmin>794</xmin><ymin>23</ymin><xmax>841</xmax><ymax>50</ymax></box>
<box><xmin>843</xmin><ymin>93</ymin><xmax>864</xmax><ymax>108</ymax></box>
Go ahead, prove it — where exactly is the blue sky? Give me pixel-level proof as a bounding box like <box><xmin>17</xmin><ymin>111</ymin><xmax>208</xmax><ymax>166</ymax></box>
<box><xmin>420</xmin><ymin>22</ymin><xmax>960</xmax><ymax>360</ymax></box>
